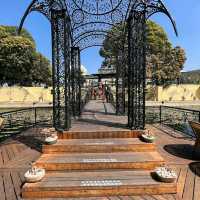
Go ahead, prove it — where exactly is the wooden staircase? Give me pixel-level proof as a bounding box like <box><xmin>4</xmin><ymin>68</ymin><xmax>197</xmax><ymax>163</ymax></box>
<box><xmin>22</xmin><ymin>130</ymin><xmax>177</xmax><ymax>198</ymax></box>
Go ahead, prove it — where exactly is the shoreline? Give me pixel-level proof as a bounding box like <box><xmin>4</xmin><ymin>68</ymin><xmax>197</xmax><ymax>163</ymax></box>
<box><xmin>0</xmin><ymin>101</ymin><xmax>199</xmax><ymax>108</ymax></box>
<box><xmin>0</xmin><ymin>102</ymin><xmax>52</xmax><ymax>108</ymax></box>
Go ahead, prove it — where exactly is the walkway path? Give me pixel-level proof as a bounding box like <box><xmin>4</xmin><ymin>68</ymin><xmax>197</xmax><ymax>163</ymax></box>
<box><xmin>0</xmin><ymin>100</ymin><xmax>199</xmax><ymax>199</ymax></box>
<box><xmin>71</xmin><ymin>100</ymin><xmax>128</xmax><ymax>131</ymax></box>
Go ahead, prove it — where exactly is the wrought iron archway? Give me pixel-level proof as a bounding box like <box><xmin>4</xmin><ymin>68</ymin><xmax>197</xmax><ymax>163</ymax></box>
<box><xmin>127</xmin><ymin>0</ymin><xmax>178</xmax><ymax>130</ymax></box>
<box><xmin>18</xmin><ymin>0</ymin><xmax>178</xmax><ymax>131</ymax></box>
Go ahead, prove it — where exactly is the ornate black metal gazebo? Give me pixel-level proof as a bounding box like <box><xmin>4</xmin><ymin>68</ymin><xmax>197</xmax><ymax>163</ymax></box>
<box><xmin>18</xmin><ymin>0</ymin><xmax>178</xmax><ymax>131</ymax></box>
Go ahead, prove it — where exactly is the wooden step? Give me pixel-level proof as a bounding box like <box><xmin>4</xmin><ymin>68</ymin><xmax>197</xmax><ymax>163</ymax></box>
<box><xmin>35</xmin><ymin>152</ymin><xmax>164</xmax><ymax>171</ymax></box>
<box><xmin>58</xmin><ymin>130</ymin><xmax>142</xmax><ymax>139</ymax></box>
<box><xmin>22</xmin><ymin>170</ymin><xmax>177</xmax><ymax>198</ymax></box>
<box><xmin>43</xmin><ymin>138</ymin><xmax>156</xmax><ymax>153</ymax></box>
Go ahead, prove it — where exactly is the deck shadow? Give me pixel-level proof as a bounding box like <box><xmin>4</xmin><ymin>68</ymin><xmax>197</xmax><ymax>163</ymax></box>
<box><xmin>83</xmin><ymin>109</ymin><xmax>116</xmax><ymax>115</ymax></box>
<box><xmin>14</xmin><ymin>134</ymin><xmax>44</xmax><ymax>152</ymax></box>
<box><xmin>189</xmin><ymin>162</ymin><xmax>200</xmax><ymax>177</ymax></box>
<box><xmin>164</xmin><ymin>144</ymin><xmax>199</xmax><ymax>161</ymax></box>
<box><xmin>78</xmin><ymin>118</ymin><xmax>127</xmax><ymax>129</ymax></box>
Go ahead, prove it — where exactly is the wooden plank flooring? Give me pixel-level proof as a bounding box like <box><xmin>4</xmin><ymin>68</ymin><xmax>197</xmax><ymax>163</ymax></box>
<box><xmin>22</xmin><ymin>170</ymin><xmax>177</xmax><ymax>198</ymax></box>
<box><xmin>0</xmin><ymin>100</ymin><xmax>199</xmax><ymax>199</ymax></box>
<box><xmin>58</xmin><ymin>130</ymin><xmax>142</xmax><ymax>139</ymax></box>
<box><xmin>43</xmin><ymin>138</ymin><xmax>155</xmax><ymax>153</ymax></box>
<box><xmin>0</xmin><ymin>130</ymin><xmax>198</xmax><ymax>200</ymax></box>
<box><xmin>35</xmin><ymin>151</ymin><xmax>164</xmax><ymax>171</ymax></box>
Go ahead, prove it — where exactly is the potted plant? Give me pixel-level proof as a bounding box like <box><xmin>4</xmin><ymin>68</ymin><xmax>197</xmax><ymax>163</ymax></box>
<box><xmin>141</xmin><ymin>130</ymin><xmax>156</xmax><ymax>143</ymax></box>
<box><xmin>154</xmin><ymin>166</ymin><xmax>177</xmax><ymax>183</ymax></box>
<box><xmin>24</xmin><ymin>163</ymin><xmax>45</xmax><ymax>183</ymax></box>
<box><xmin>45</xmin><ymin>133</ymin><xmax>58</xmax><ymax>145</ymax></box>
<box><xmin>41</xmin><ymin>127</ymin><xmax>58</xmax><ymax>145</ymax></box>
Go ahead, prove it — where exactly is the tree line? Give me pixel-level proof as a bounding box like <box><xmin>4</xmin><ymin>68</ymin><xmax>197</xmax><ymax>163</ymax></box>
<box><xmin>180</xmin><ymin>70</ymin><xmax>200</xmax><ymax>84</ymax></box>
<box><xmin>0</xmin><ymin>26</ymin><xmax>52</xmax><ymax>86</ymax></box>
<box><xmin>100</xmin><ymin>20</ymin><xmax>186</xmax><ymax>85</ymax></box>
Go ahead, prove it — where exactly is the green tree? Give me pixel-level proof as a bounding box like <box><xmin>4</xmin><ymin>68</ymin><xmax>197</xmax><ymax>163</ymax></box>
<box><xmin>100</xmin><ymin>21</ymin><xmax>186</xmax><ymax>85</ymax></box>
<box><xmin>0</xmin><ymin>36</ymin><xmax>35</xmax><ymax>85</ymax></box>
<box><xmin>31</xmin><ymin>52</ymin><xmax>52</xmax><ymax>86</ymax></box>
<box><xmin>0</xmin><ymin>25</ymin><xmax>52</xmax><ymax>86</ymax></box>
<box><xmin>0</xmin><ymin>26</ymin><xmax>35</xmax><ymax>44</ymax></box>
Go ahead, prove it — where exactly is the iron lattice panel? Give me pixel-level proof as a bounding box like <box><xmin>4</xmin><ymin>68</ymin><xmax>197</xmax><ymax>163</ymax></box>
<box><xmin>115</xmin><ymin>50</ymin><xmax>126</xmax><ymax>115</ymax></box>
<box><xmin>71</xmin><ymin>47</ymin><xmax>81</xmax><ymax>117</ymax></box>
<box><xmin>51</xmin><ymin>9</ymin><xmax>71</xmax><ymax>130</ymax></box>
<box><xmin>18</xmin><ymin>0</ymin><xmax>178</xmax><ymax>131</ymax></box>
<box><xmin>127</xmin><ymin>11</ymin><xmax>146</xmax><ymax>129</ymax></box>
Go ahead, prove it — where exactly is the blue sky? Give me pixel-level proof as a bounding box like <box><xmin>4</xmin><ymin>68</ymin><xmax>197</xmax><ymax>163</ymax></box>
<box><xmin>0</xmin><ymin>0</ymin><xmax>200</xmax><ymax>74</ymax></box>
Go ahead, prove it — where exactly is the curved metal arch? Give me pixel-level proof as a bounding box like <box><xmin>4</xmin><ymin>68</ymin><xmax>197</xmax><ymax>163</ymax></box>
<box><xmin>126</xmin><ymin>0</ymin><xmax>178</xmax><ymax>131</ymax></box>
<box><xmin>18</xmin><ymin>0</ymin><xmax>68</xmax><ymax>34</ymax></box>
<box><xmin>73</xmin><ymin>21</ymin><xmax>115</xmax><ymax>31</ymax></box>
<box><xmin>17</xmin><ymin>0</ymin><xmax>179</xmax><ymax>132</ymax></box>
<box><xmin>71</xmin><ymin>0</ymin><xmax>124</xmax><ymax>16</ymax></box>
<box><xmin>73</xmin><ymin>30</ymin><xmax>111</xmax><ymax>43</ymax></box>
<box><xmin>73</xmin><ymin>29</ymin><xmax>122</xmax><ymax>48</ymax></box>
<box><xmin>18</xmin><ymin>0</ymin><xmax>37</xmax><ymax>34</ymax></box>
<box><xmin>80</xmin><ymin>44</ymin><xmax>103</xmax><ymax>52</ymax></box>
<box><xmin>146</xmin><ymin>5</ymin><xmax>178</xmax><ymax>36</ymax></box>
<box><xmin>73</xmin><ymin>33</ymin><xmax>107</xmax><ymax>46</ymax></box>
<box><xmin>72</xmin><ymin>21</ymin><xmax>118</xmax><ymax>46</ymax></box>
<box><xmin>73</xmin><ymin>27</ymin><xmax>122</xmax><ymax>45</ymax></box>
<box><xmin>19</xmin><ymin>9</ymin><xmax>53</xmax><ymax>35</ymax></box>
<box><xmin>128</xmin><ymin>0</ymin><xmax>178</xmax><ymax>36</ymax></box>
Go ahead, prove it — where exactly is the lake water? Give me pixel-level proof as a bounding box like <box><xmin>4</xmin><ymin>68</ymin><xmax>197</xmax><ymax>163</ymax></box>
<box><xmin>0</xmin><ymin>105</ymin><xmax>199</xmax><ymax>114</ymax></box>
<box><xmin>0</xmin><ymin>108</ymin><xmax>23</xmax><ymax>113</ymax></box>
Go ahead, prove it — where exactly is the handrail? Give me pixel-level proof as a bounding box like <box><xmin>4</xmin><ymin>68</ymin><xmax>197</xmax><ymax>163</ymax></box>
<box><xmin>161</xmin><ymin>105</ymin><xmax>200</xmax><ymax>113</ymax></box>
<box><xmin>0</xmin><ymin>107</ymin><xmax>53</xmax><ymax>142</ymax></box>
<box><xmin>0</xmin><ymin>104</ymin><xmax>199</xmax><ymax>140</ymax></box>
<box><xmin>0</xmin><ymin>106</ymin><xmax>52</xmax><ymax>116</ymax></box>
<box><xmin>0</xmin><ymin>108</ymin><xmax>33</xmax><ymax>116</ymax></box>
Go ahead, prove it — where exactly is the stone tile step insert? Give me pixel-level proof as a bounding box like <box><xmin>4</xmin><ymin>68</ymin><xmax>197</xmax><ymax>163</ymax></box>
<box><xmin>22</xmin><ymin>170</ymin><xmax>177</xmax><ymax>198</ymax></box>
<box><xmin>34</xmin><ymin>152</ymin><xmax>165</xmax><ymax>171</ymax></box>
<box><xmin>58</xmin><ymin>130</ymin><xmax>143</xmax><ymax>139</ymax></box>
<box><xmin>42</xmin><ymin>138</ymin><xmax>156</xmax><ymax>154</ymax></box>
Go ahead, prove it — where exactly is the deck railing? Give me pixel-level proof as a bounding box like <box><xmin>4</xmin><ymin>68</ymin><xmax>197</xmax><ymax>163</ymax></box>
<box><xmin>146</xmin><ymin>106</ymin><xmax>161</xmax><ymax>124</ymax></box>
<box><xmin>1</xmin><ymin>103</ymin><xmax>199</xmax><ymax>140</ymax></box>
<box><xmin>106</xmin><ymin>86</ymin><xmax>116</xmax><ymax>108</ymax></box>
<box><xmin>0</xmin><ymin>91</ymin><xmax>90</xmax><ymax>140</ymax></box>
<box><xmin>0</xmin><ymin>107</ymin><xmax>53</xmax><ymax>140</ymax></box>
<box><xmin>146</xmin><ymin>105</ymin><xmax>200</xmax><ymax>138</ymax></box>
<box><xmin>81</xmin><ymin>87</ymin><xmax>91</xmax><ymax>108</ymax></box>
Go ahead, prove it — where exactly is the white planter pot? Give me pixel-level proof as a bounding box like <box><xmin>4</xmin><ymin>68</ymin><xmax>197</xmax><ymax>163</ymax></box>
<box><xmin>24</xmin><ymin>168</ymin><xmax>45</xmax><ymax>183</ymax></box>
<box><xmin>141</xmin><ymin>134</ymin><xmax>156</xmax><ymax>143</ymax></box>
<box><xmin>45</xmin><ymin>135</ymin><xmax>58</xmax><ymax>145</ymax></box>
<box><xmin>155</xmin><ymin>167</ymin><xmax>177</xmax><ymax>183</ymax></box>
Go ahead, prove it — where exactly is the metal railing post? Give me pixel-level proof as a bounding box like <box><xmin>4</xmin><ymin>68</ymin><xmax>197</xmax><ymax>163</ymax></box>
<box><xmin>34</xmin><ymin>107</ymin><xmax>37</xmax><ymax>126</ymax></box>
<box><xmin>159</xmin><ymin>105</ymin><xmax>162</xmax><ymax>124</ymax></box>
<box><xmin>199</xmin><ymin>111</ymin><xmax>200</xmax><ymax>123</ymax></box>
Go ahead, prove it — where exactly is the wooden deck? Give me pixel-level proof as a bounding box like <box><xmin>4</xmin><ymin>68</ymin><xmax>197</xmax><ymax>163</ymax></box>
<box><xmin>0</xmin><ymin>100</ymin><xmax>200</xmax><ymax>200</ymax></box>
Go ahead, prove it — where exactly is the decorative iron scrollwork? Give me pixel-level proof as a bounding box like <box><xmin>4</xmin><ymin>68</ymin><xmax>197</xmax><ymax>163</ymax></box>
<box><xmin>18</xmin><ymin>0</ymin><xmax>177</xmax><ymax>131</ymax></box>
<box><xmin>126</xmin><ymin>0</ymin><xmax>177</xmax><ymax>130</ymax></box>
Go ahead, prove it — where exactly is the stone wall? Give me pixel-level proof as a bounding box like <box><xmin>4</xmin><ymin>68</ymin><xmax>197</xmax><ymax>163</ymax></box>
<box><xmin>156</xmin><ymin>84</ymin><xmax>200</xmax><ymax>101</ymax></box>
<box><xmin>0</xmin><ymin>87</ymin><xmax>52</xmax><ymax>103</ymax></box>
<box><xmin>0</xmin><ymin>84</ymin><xmax>199</xmax><ymax>104</ymax></box>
